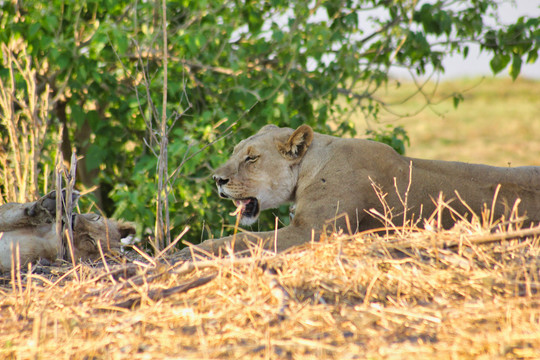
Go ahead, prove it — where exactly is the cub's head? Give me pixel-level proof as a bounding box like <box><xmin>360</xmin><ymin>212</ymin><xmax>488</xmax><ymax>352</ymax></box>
<box><xmin>67</xmin><ymin>213</ymin><xmax>136</xmax><ymax>261</ymax></box>
<box><xmin>213</xmin><ymin>124</ymin><xmax>313</xmax><ymax>225</ymax></box>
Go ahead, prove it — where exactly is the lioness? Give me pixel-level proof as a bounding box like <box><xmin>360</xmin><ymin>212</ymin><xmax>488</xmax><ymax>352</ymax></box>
<box><xmin>0</xmin><ymin>190</ymin><xmax>136</xmax><ymax>272</ymax></box>
<box><xmin>181</xmin><ymin>124</ymin><xmax>540</xmax><ymax>258</ymax></box>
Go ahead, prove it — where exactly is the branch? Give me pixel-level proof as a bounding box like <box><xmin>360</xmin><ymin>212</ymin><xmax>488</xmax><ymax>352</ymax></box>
<box><xmin>154</xmin><ymin>0</ymin><xmax>169</xmax><ymax>250</ymax></box>
<box><xmin>108</xmin><ymin>274</ymin><xmax>216</xmax><ymax>310</ymax></box>
<box><xmin>446</xmin><ymin>226</ymin><xmax>540</xmax><ymax>248</ymax></box>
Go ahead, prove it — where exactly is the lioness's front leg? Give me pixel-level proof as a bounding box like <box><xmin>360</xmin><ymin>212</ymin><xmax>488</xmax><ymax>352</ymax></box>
<box><xmin>178</xmin><ymin>225</ymin><xmax>311</xmax><ymax>260</ymax></box>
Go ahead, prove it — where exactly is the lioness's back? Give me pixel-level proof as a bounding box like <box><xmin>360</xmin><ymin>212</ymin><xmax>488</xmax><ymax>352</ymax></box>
<box><xmin>406</xmin><ymin>158</ymin><xmax>540</xmax><ymax>188</ymax></box>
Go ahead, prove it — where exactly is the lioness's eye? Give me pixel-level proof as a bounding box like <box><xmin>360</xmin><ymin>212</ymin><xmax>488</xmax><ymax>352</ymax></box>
<box><xmin>245</xmin><ymin>155</ymin><xmax>259</xmax><ymax>163</ymax></box>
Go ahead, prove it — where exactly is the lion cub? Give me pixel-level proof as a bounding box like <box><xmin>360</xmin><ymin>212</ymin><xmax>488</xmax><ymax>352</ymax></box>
<box><xmin>0</xmin><ymin>190</ymin><xmax>135</xmax><ymax>271</ymax></box>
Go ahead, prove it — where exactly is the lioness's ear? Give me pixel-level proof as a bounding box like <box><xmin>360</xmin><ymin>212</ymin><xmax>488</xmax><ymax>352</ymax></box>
<box><xmin>276</xmin><ymin>124</ymin><xmax>314</xmax><ymax>161</ymax></box>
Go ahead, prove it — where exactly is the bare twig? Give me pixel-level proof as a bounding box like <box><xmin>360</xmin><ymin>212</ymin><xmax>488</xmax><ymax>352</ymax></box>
<box><xmin>65</xmin><ymin>150</ymin><xmax>77</xmax><ymax>263</ymax></box>
<box><xmin>154</xmin><ymin>0</ymin><xmax>170</xmax><ymax>251</ymax></box>
<box><xmin>55</xmin><ymin>140</ymin><xmax>65</xmax><ymax>261</ymax></box>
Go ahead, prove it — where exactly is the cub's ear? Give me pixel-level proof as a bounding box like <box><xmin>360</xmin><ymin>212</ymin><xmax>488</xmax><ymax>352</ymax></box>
<box><xmin>117</xmin><ymin>220</ymin><xmax>137</xmax><ymax>239</ymax></box>
<box><xmin>276</xmin><ymin>124</ymin><xmax>314</xmax><ymax>161</ymax></box>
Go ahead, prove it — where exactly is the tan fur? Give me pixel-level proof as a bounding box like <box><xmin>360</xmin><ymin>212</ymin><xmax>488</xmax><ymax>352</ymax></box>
<box><xmin>68</xmin><ymin>213</ymin><xmax>135</xmax><ymax>261</ymax></box>
<box><xmin>0</xmin><ymin>191</ymin><xmax>136</xmax><ymax>271</ymax></box>
<box><xmin>181</xmin><ymin>124</ymin><xmax>540</xmax><ymax>257</ymax></box>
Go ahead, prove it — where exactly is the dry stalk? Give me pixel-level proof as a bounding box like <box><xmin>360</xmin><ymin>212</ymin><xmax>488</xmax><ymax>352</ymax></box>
<box><xmin>263</xmin><ymin>266</ymin><xmax>290</xmax><ymax>320</ymax></box>
<box><xmin>65</xmin><ymin>151</ymin><xmax>77</xmax><ymax>266</ymax></box>
<box><xmin>368</xmin><ymin>177</ymin><xmax>395</xmax><ymax>234</ymax></box>
<box><xmin>154</xmin><ymin>226</ymin><xmax>191</xmax><ymax>262</ymax></box>
<box><xmin>54</xmin><ymin>141</ymin><xmax>78</xmax><ymax>268</ymax></box>
<box><xmin>0</xmin><ymin>43</ymin><xmax>50</xmax><ymax>204</ymax></box>
<box><xmin>129</xmin><ymin>0</ymin><xmax>194</xmax><ymax>252</ymax></box>
<box><xmin>368</xmin><ymin>174</ymin><xmax>420</xmax><ymax>241</ymax></box>
<box><xmin>392</xmin><ymin>161</ymin><xmax>424</xmax><ymax>237</ymax></box>
<box><xmin>62</xmin><ymin>229</ymin><xmax>79</xmax><ymax>282</ymax></box>
<box><xmin>229</xmin><ymin>202</ymin><xmax>246</xmax><ymax>253</ymax></box>
<box><xmin>96</xmin><ymin>237</ymin><xmax>115</xmax><ymax>284</ymax></box>
<box><xmin>488</xmin><ymin>183</ymin><xmax>502</xmax><ymax>226</ymax></box>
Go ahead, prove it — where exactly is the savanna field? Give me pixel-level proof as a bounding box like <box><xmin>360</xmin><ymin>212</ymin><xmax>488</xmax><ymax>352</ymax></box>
<box><xmin>1</xmin><ymin>77</ymin><xmax>540</xmax><ymax>359</ymax></box>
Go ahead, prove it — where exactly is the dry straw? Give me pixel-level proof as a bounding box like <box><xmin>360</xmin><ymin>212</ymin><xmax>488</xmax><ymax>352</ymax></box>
<box><xmin>1</xmin><ymin>208</ymin><xmax>539</xmax><ymax>359</ymax></box>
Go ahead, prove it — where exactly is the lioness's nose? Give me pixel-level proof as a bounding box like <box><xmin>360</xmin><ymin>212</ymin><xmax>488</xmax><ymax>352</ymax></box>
<box><xmin>213</xmin><ymin>175</ymin><xmax>229</xmax><ymax>186</ymax></box>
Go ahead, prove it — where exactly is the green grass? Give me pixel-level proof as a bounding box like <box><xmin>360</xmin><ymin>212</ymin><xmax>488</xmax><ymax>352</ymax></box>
<box><xmin>353</xmin><ymin>77</ymin><xmax>540</xmax><ymax>167</ymax></box>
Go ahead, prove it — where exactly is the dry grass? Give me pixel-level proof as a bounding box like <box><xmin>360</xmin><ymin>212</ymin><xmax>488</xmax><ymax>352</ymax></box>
<box><xmin>1</xmin><ymin>218</ymin><xmax>539</xmax><ymax>359</ymax></box>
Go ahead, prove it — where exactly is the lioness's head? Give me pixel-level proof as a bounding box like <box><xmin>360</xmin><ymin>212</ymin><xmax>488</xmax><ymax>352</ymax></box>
<box><xmin>213</xmin><ymin>124</ymin><xmax>314</xmax><ymax>225</ymax></box>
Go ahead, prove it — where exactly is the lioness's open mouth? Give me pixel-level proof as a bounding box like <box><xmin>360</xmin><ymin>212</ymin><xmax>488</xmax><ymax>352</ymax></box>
<box><xmin>231</xmin><ymin>197</ymin><xmax>259</xmax><ymax>223</ymax></box>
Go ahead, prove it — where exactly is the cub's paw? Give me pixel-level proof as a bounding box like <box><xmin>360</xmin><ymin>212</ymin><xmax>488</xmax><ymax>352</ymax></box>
<box><xmin>26</xmin><ymin>189</ymin><xmax>80</xmax><ymax>218</ymax></box>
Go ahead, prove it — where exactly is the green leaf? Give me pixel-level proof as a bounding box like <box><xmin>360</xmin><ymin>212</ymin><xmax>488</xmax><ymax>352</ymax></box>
<box><xmin>85</xmin><ymin>144</ymin><xmax>107</xmax><ymax>171</ymax></box>
<box><xmin>526</xmin><ymin>49</ymin><xmax>538</xmax><ymax>64</ymax></box>
<box><xmin>57</xmin><ymin>52</ymin><xmax>72</xmax><ymax>71</ymax></box>
<box><xmin>43</xmin><ymin>15</ymin><xmax>59</xmax><ymax>32</ymax></box>
<box><xmin>452</xmin><ymin>93</ymin><xmax>464</xmax><ymax>109</ymax></box>
<box><xmin>116</xmin><ymin>33</ymin><xmax>129</xmax><ymax>54</ymax></box>
<box><xmin>509</xmin><ymin>53</ymin><xmax>522</xmax><ymax>80</ymax></box>
<box><xmin>29</xmin><ymin>23</ymin><xmax>41</xmax><ymax>38</ymax></box>
<box><xmin>489</xmin><ymin>53</ymin><xmax>511</xmax><ymax>74</ymax></box>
